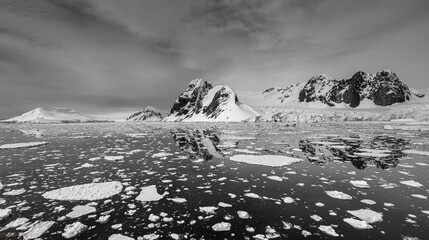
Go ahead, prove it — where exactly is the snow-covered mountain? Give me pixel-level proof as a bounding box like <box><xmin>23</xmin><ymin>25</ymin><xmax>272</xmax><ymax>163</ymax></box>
<box><xmin>2</xmin><ymin>107</ymin><xmax>106</xmax><ymax>123</ymax></box>
<box><xmin>126</xmin><ymin>106</ymin><xmax>162</xmax><ymax>122</ymax></box>
<box><xmin>163</xmin><ymin>79</ymin><xmax>259</xmax><ymax>122</ymax></box>
<box><xmin>239</xmin><ymin>70</ymin><xmax>425</xmax><ymax>108</ymax></box>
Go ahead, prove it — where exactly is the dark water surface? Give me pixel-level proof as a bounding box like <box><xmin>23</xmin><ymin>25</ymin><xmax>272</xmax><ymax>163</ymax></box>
<box><xmin>0</xmin><ymin>122</ymin><xmax>428</xmax><ymax>239</ymax></box>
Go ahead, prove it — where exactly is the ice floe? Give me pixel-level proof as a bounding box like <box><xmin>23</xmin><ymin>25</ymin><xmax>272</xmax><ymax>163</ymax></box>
<box><xmin>318</xmin><ymin>225</ymin><xmax>339</xmax><ymax>237</ymax></box>
<box><xmin>350</xmin><ymin>180</ymin><xmax>370</xmax><ymax>189</ymax></box>
<box><xmin>343</xmin><ymin>218</ymin><xmax>373</xmax><ymax>229</ymax></box>
<box><xmin>325</xmin><ymin>191</ymin><xmax>352</xmax><ymax>200</ymax></box>
<box><xmin>43</xmin><ymin>181</ymin><xmax>123</xmax><ymax>201</ymax></box>
<box><xmin>218</xmin><ymin>202</ymin><xmax>232</xmax><ymax>207</ymax></box>
<box><xmin>267</xmin><ymin>176</ymin><xmax>283</xmax><ymax>181</ymax></box>
<box><xmin>360</xmin><ymin>199</ymin><xmax>376</xmax><ymax>205</ymax></box>
<box><xmin>347</xmin><ymin>209</ymin><xmax>383</xmax><ymax>223</ymax></box>
<box><xmin>411</xmin><ymin>194</ymin><xmax>427</xmax><ymax>200</ymax></box>
<box><xmin>62</xmin><ymin>221</ymin><xmax>88</xmax><ymax>239</ymax></box>
<box><xmin>212</xmin><ymin>222</ymin><xmax>231</xmax><ymax>231</ymax></box>
<box><xmin>0</xmin><ymin>217</ymin><xmax>29</xmax><ymax>231</ymax></box>
<box><xmin>199</xmin><ymin>206</ymin><xmax>218</xmax><ymax>214</ymax></box>
<box><xmin>230</xmin><ymin>154</ymin><xmax>302</xmax><ymax>167</ymax></box>
<box><xmin>237</xmin><ymin>211</ymin><xmax>251</xmax><ymax>219</ymax></box>
<box><xmin>167</xmin><ymin>198</ymin><xmax>187</xmax><ymax>203</ymax></box>
<box><xmin>109</xmin><ymin>234</ymin><xmax>134</xmax><ymax>240</ymax></box>
<box><xmin>66</xmin><ymin>205</ymin><xmax>96</xmax><ymax>219</ymax></box>
<box><xmin>0</xmin><ymin>208</ymin><xmax>12</xmax><ymax>221</ymax></box>
<box><xmin>244</xmin><ymin>193</ymin><xmax>261</xmax><ymax>199</ymax></box>
<box><xmin>400</xmin><ymin>180</ymin><xmax>423</xmax><ymax>188</ymax></box>
<box><xmin>282</xmin><ymin>197</ymin><xmax>294</xmax><ymax>204</ymax></box>
<box><xmin>3</xmin><ymin>189</ymin><xmax>26</xmax><ymax>195</ymax></box>
<box><xmin>403</xmin><ymin>150</ymin><xmax>429</xmax><ymax>156</ymax></box>
<box><xmin>0</xmin><ymin>142</ymin><xmax>48</xmax><ymax>149</ymax></box>
<box><xmin>354</xmin><ymin>149</ymin><xmax>391</xmax><ymax>158</ymax></box>
<box><xmin>136</xmin><ymin>185</ymin><xmax>166</xmax><ymax>202</ymax></box>
<box><xmin>23</xmin><ymin>221</ymin><xmax>55</xmax><ymax>239</ymax></box>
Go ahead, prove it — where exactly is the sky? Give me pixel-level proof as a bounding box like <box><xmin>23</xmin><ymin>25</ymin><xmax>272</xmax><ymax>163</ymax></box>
<box><xmin>1</xmin><ymin>0</ymin><xmax>429</xmax><ymax>119</ymax></box>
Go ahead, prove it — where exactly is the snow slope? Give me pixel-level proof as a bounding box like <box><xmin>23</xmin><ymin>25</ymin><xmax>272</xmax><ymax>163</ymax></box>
<box><xmin>163</xmin><ymin>79</ymin><xmax>260</xmax><ymax>122</ymax></box>
<box><xmin>2</xmin><ymin>107</ymin><xmax>106</xmax><ymax>123</ymax></box>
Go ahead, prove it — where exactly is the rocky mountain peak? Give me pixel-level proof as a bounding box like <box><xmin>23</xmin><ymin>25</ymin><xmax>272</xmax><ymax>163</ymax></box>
<box><xmin>164</xmin><ymin>79</ymin><xmax>259</xmax><ymax>122</ymax></box>
<box><xmin>261</xmin><ymin>70</ymin><xmax>423</xmax><ymax>108</ymax></box>
<box><xmin>126</xmin><ymin>106</ymin><xmax>162</xmax><ymax>122</ymax></box>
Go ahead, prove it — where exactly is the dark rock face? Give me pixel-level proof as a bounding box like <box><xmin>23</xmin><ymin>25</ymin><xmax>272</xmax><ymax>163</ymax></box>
<box><xmin>165</xmin><ymin>78</ymin><xmax>258</xmax><ymax>122</ymax></box>
<box><xmin>296</xmin><ymin>70</ymin><xmax>416</xmax><ymax>107</ymax></box>
<box><xmin>169</xmin><ymin>79</ymin><xmax>213</xmax><ymax>115</ymax></box>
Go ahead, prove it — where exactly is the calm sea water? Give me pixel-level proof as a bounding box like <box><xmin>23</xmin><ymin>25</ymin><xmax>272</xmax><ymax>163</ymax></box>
<box><xmin>0</xmin><ymin>122</ymin><xmax>428</xmax><ymax>239</ymax></box>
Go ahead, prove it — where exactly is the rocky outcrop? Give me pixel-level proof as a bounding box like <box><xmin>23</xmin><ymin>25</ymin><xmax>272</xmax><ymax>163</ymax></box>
<box><xmin>163</xmin><ymin>79</ymin><xmax>259</xmax><ymax>122</ymax></box>
<box><xmin>126</xmin><ymin>106</ymin><xmax>162</xmax><ymax>122</ymax></box>
<box><xmin>264</xmin><ymin>70</ymin><xmax>424</xmax><ymax>108</ymax></box>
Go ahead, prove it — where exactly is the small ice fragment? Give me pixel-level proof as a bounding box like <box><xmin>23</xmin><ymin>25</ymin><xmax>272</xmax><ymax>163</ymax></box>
<box><xmin>148</xmin><ymin>214</ymin><xmax>160</xmax><ymax>222</ymax></box>
<box><xmin>0</xmin><ymin>142</ymin><xmax>48</xmax><ymax>149</ymax></box>
<box><xmin>244</xmin><ymin>193</ymin><xmax>260</xmax><ymax>199</ymax></box>
<box><xmin>212</xmin><ymin>222</ymin><xmax>231</xmax><ymax>231</ymax></box>
<box><xmin>411</xmin><ymin>194</ymin><xmax>427</xmax><ymax>200</ymax></box>
<box><xmin>1</xmin><ymin>217</ymin><xmax>29</xmax><ymax>230</ymax></box>
<box><xmin>325</xmin><ymin>191</ymin><xmax>352</xmax><ymax>200</ymax></box>
<box><xmin>23</xmin><ymin>221</ymin><xmax>55</xmax><ymax>239</ymax></box>
<box><xmin>310</xmin><ymin>215</ymin><xmax>322</xmax><ymax>222</ymax></box>
<box><xmin>347</xmin><ymin>209</ymin><xmax>383</xmax><ymax>223</ymax></box>
<box><xmin>343</xmin><ymin>218</ymin><xmax>373</xmax><ymax>229</ymax></box>
<box><xmin>237</xmin><ymin>211</ymin><xmax>250</xmax><ymax>219</ymax></box>
<box><xmin>62</xmin><ymin>222</ymin><xmax>88</xmax><ymax>239</ymax></box>
<box><xmin>3</xmin><ymin>189</ymin><xmax>26</xmax><ymax>196</ymax></box>
<box><xmin>350</xmin><ymin>180</ymin><xmax>370</xmax><ymax>189</ymax></box>
<box><xmin>136</xmin><ymin>185</ymin><xmax>166</xmax><ymax>202</ymax></box>
<box><xmin>108</xmin><ymin>234</ymin><xmax>134</xmax><ymax>240</ymax></box>
<box><xmin>199</xmin><ymin>206</ymin><xmax>218</xmax><ymax>214</ymax></box>
<box><xmin>403</xmin><ymin>150</ymin><xmax>429</xmax><ymax>156</ymax></box>
<box><xmin>104</xmin><ymin>155</ymin><xmax>124</xmax><ymax>161</ymax></box>
<box><xmin>151</xmin><ymin>152</ymin><xmax>173</xmax><ymax>158</ymax></box>
<box><xmin>360</xmin><ymin>199</ymin><xmax>376</xmax><ymax>205</ymax></box>
<box><xmin>267</xmin><ymin>176</ymin><xmax>283</xmax><ymax>182</ymax></box>
<box><xmin>96</xmin><ymin>215</ymin><xmax>110</xmax><ymax>224</ymax></box>
<box><xmin>218</xmin><ymin>202</ymin><xmax>232</xmax><ymax>207</ymax></box>
<box><xmin>282</xmin><ymin>197</ymin><xmax>294</xmax><ymax>204</ymax></box>
<box><xmin>0</xmin><ymin>208</ymin><xmax>12</xmax><ymax>221</ymax></box>
<box><xmin>318</xmin><ymin>225</ymin><xmax>339</xmax><ymax>237</ymax></box>
<box><xmin>66</xmin><ymin>205</ymin><xmax>96</xmax><ymax>219</ymax></box>
<box><xmin>400</xmin><ymin>180</ymin><xmax>423</xmax><ymax>188</ymax></box>
<box><xmin>167</xmin><ymin>198</ymin><xmax>187</xmax><ymax>203</ymax></box>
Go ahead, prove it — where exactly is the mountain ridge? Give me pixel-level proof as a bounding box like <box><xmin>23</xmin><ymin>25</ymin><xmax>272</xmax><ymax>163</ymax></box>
<box><xmin>2</xmin><ymin>107</ymin><xmax>106</xmax><ymax>123</ymax></box>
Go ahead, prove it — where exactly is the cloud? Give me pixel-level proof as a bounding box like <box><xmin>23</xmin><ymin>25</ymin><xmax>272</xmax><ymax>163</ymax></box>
<box><xmin>0</xmin><ymin>0</ymin><xmax>429</xmax><ymax>118</ymax></box>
